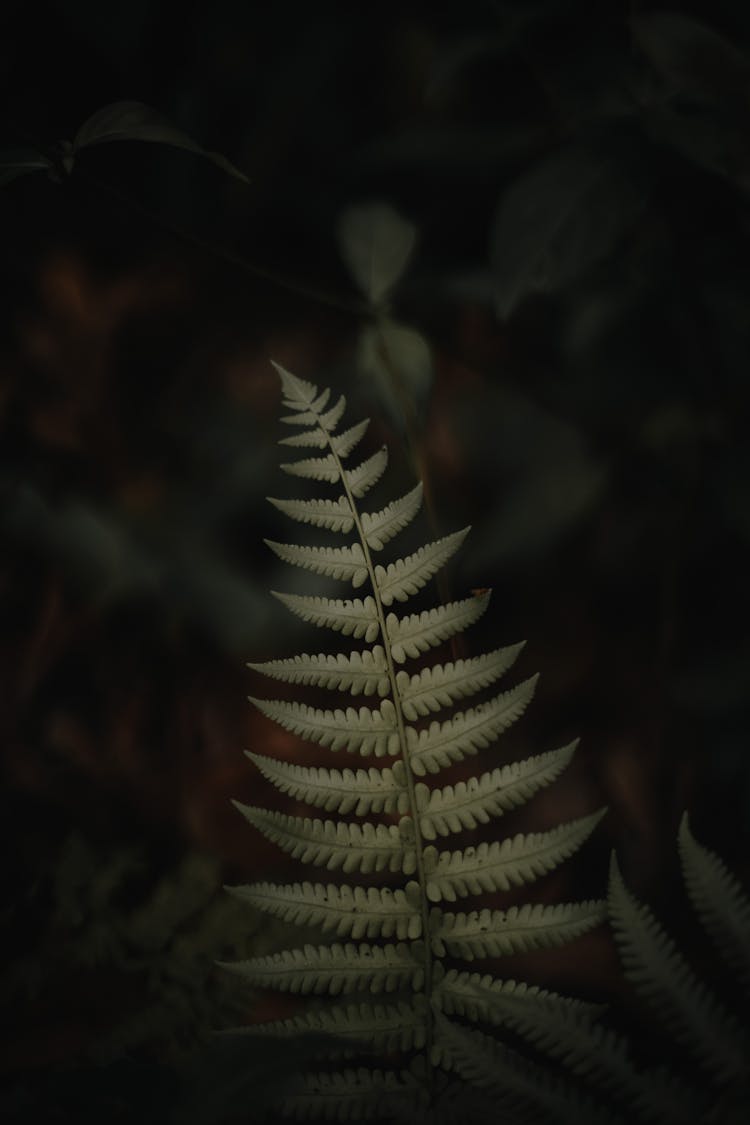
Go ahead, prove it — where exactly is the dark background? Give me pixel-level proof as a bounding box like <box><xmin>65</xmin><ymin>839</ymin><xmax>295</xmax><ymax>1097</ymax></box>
<box><xmin>2</xmin><ymin>1</ymin><xmax>749</xmax><ymax>1121</ymax></box>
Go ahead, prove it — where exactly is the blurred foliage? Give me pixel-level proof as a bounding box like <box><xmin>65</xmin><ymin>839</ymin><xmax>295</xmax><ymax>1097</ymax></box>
<box><xmin>1</xmin><ymin>0</ymin><xmax>749</xmax><ymax>1120</ymax></box>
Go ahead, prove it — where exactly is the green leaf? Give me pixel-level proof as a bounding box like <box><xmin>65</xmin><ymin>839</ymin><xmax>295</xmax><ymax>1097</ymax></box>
<box><xmin>72</xmin><ymin>101</ymin><xmax>250</xmax><ymax>183</ymax></box>
<box><xmin>337</xmin><ymin>202</ymin><xmax>417</xmax><ymax>303</ymax></box>
<box><xmin>356</xmin><ymin>319</ymin><xmax>433</xmax><ymax>430</ymax></box>
<box><xmin>491</xmin><ymin>150</ymin><xmax>645</xmax><ymax>318</ymax></box>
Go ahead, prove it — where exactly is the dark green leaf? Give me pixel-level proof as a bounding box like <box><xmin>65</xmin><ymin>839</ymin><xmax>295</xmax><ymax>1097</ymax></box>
<box><xmin>633</xmin><ymin>12</ymin><xmax>750</xmax><ymax>117</ymax></box>
<box><xmin>491</xmin><ymin>149</ymin><xmax>646</xmax><ymax>318</ymax></box>
<box><xmin>72</xmin><ymin>101</ymin><xmax>250</xmax><ymax>184</ymax></box>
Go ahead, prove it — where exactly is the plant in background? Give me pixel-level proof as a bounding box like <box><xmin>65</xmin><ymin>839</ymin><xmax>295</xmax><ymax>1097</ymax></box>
<box><xmin>222</xmin><ymin>363</ymin><xmax>606</xmax><ymax>1122</ymax></box>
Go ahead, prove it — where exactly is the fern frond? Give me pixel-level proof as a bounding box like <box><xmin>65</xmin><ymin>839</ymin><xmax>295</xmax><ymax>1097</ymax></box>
<box><xmin>361</xmin><ymin>483</ymin><xmax>423</xmax><ymax>550</ymax></box>
<box><xmin>386</xmin><ymin>592</ymin><xmax>491</xmax><ymax>663</ymax></box>
<box><xmin>271</xmin><ymin>592</ymin><xmax>379</xmax><ymax>640</ymax></box>
<box><xmin>273</xmin><ymin>362</ymin><xmax>318</xmax><ymax>406</ymax></box>
<box><xmin>282</xmin><ymin>453</ymin><xmax>340</xmax><ymax>483</ymax></box>
<box><xmin>406</xmin><ymin>676</ymin><xmax>539</xmax><ymax>776</ymax></box>
<box><xmin>226</xmin><ymin>880</ymin><xmax>422</xmax><ymax>940</ymax></box>
<box><xmin>267</xmin><ymin>495</ymin><xmax>355</xmax><ymax>534</ymax></box>
<box><xmin>432</xmin><ymin>900</ymin><xmax>606</xmax><ymax>959</ymax></box>
<box><xmin>436</xmin><ymin>970</ymin><xmax>598</xmax><ymax>1022</ymax></box>
<box><xmin>418</xmin><ymin>742</ymin><xmax>578</xmax><ymax>839</ymax></box>
<box><xmin>248</xmin><ymin>697</ymin><xmax>398</xmax><ymax>755</ymax></box>
<box><xmin>608</xmin><ymin>854</ymin><xmax>748</xmax><ymax>1082</ymax></box>
<box><xmin>678</xmin><ymin>812</ymin><xmax>750</xmax><ymax>991</ymax></box>
<box><xmin>373</xmin><ymin>528</ymin><xmax>470</xmax><ymax>606</ymax></box>
<box><xmin>279</xmin><ymin>428</ymin><xmax>330</xmax><ymax>449</ymax></box>
<box><xmin>232</xmin><ymin>804</ymin><xmax>415</xmax><ymax>874</ymax></box>
<box><xmin>248</xmin><ymin>647</ymin><xmax>389</xmax><ymax>696</ymax></box>
<box><xmin>219</xmin><ymin>941</ymin><xmax>423</xmax><ymax>995</ymax></box>
<box><xmin>346</xmin><ymin>447</ymin><xmax>389</xmax><ymax>497</ymax></box>
<box><xmin>319</xmin><ymin>394</ymin><xmax>347</xmax><ymax>432</ymax></box>
<box><xmin>332</xmin><ymin>418</ymin><xmax>371</xmax><ymax>458</ymax></box>
<box><xmin>279</xmin><ymin>1068</ymin><xmax>423</xmax><ymax>1122</ymax></box>
<box><xmin>246</xmin><ymin>753</ymin><xmax>407</xmax><ymax>816</ymax></box>
<box><xmin>433</xmin><ymin>1014</ymin><xmax>614</xmax><ymax>1125</ymax></box>
<box><xmin>398</xmin><ymin>644</ymin><xmax>525</xmax><ymax>719</ymax></box>
<box><xmin>265</xmin><ymin>540</ymin><xmax>369</xmax><ymax>587</ymax></box>
<box><xmin>426</xmin><ymin>810</ymin><xmax>606</xmax><ymax>902</ymax></box>
<box><xmin>240</xmin><ymin>998</ymin><xmax>427</xmax><ymax>1053</ymax></box>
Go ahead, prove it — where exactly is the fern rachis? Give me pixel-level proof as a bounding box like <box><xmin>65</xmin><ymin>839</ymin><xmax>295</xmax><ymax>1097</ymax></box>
<box><xmin>226</xmin><ymin>363</ymin><xmax>607</xmax><ymax>1121</ymax></box>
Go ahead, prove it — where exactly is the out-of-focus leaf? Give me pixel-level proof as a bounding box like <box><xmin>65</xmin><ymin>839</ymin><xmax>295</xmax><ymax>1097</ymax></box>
<box><xmin>0</xmin><ymin>149</ymin><xmax>54</xmax><ymax>186</ymax></box>
<box><xmin>356</xmin><ymin>318</ymin><xmax>432</xmax><ymax>431</ymax></box>
<box><xmin>633</xmin><ymin>12</ymin><xmax>750</xmax><ymax>117</ymax></box>
<box><xmin>491</xmin><ymin>149</ymin><xmax>646</xmax><ymax>318</ymax></box>
<box><xmin>72</xmin><ymin>101</ymin><xmax>250</xmax><ymax>184</ymax></box>
<box><xmin>337</xmin><ymin>202</ymin><xmax>417</xmax><ymax>304</ymax></box>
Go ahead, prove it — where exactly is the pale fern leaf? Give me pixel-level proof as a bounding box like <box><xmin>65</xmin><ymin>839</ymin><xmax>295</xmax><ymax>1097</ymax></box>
<box><xmin>406</xmin><ymin>676</ymin><xmax>539</xmax><ymax>776</ymax></box>
<box><xmin>608</xmin><ymin>854</ymin><xmax>748</xmax><ymax>1082</ymax></box>
<box><xmin>386</xmin><ymin>591</ymin><xmax>491</xmax><ymax>663</ymax></box>
<box><xmin>272</xmin><ymin>361</ymin><xmax>318</xmax><ymax>406</ymax></box>
<box><xmin>264</xmin><ymin>540</ymin><xmax>369</xmax><ymax>586</ymax></box>
<box><xmin>432</xmin><ymin>900</ymin><xmax>606</xmax><ymax>959</ymax></box>
<box><xmin>437</xmin><ymin>970</ymin><xmax>598</xmax><ymax>1023</ymax></box>
<box><xmin>225</xmin><ymin>880</ymin><xmax>422</xmax><ymax>940</ymax></box>
<box><xmin>279</xmin><ymin>427</ymin><xmax>329</xmax><ymax>449</ymax></box>
<box><xmin>426</xmin><ymin>810</ymin><xmax>606</xmax><ymax>902</ymax></box>
<box><xmin>231</xmin><ymin>804</ymin><xmax>415</xmax><ymax>874</ymax></box>
<box><xmin>219</xmin><ymin>941</ymin><xmax>423</xmax><ymax>995</ymax></box>
<box><xmin>248</xmin><ymin>697</ymin><xmax>398</xmax><ymax>755</ymax></box>
<box><xmin>319</xmin><ymin>394</ymin><xmax>346</xmax><ymax>433</ymax></box>
<box><xmin>361</xmin><ymin>483</ymin><xmax>423</xmax><ymax>550</ymax></box>
<box><xmin>398</xmin><ymin>643</ymin><xmax>525</xmax><ymax>719</ymax></box>
<box><xmin>267</xmin><ymin>495</ymin><xmax>354</xmax><ymax>533</ymax></box>
<box><xmin>374</xmin><ymin>528</ymin><xmax>470</xmax><ymax>606</ymax></box>
<box><xmin>332</xmin><ymin>418</ymin><xmax>370</xmax><ymax>458</ymax></box>
<box><xmin>271</xmin><ymin>592</ymin><xmax>379</xmax><ymax>640</ymax></box>
<box><xmin>678</xmin><ymin>812</ymin><xmax>750</xmax><ymax>990</ymax></box>
<box><xmin>239</xmin><ymin>999</ymin><xmax>427</xmax><ymax>1053</ymax></box>
<box><xmin>418</xmin><ymin>742</ymin><xmax>578</xmax><ymax>839</ymax></box>
<box><xmin>245</xmin><ymin>754</ymin><xmax>407</xmax><ymax>816</ymax></box>
<box><xmin>345</xmin><ymin>447</ymin><xmax>388</xmax><ymax>497</ymax></box>
<box><xmin>281</xmin><ymin>453</ymin><xmax>339</xmax><ymax>483</ymax></box>
<box><xmin>248</xmin><ymin>646</ymin><xmax>389</xmax><ymax>696</ymax></box>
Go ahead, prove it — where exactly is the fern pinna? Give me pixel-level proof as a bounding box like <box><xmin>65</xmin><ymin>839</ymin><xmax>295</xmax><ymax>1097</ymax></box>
<box><xmin>225</xmin><ymin>363</ymin><xmax>606</xmax><ymax>1122</ymax></box>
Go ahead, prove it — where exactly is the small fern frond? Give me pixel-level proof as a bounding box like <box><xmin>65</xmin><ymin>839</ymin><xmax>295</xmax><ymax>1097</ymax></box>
<box><xmin>265</xmin><ymin>540</ymin><xmax>369</xmax><ymax>586</ymax></box>
<box><xmin>373</xmin><ymin>528</ymin><xmax>470</xmax><ymax>605</ymax></box>
<box><xmin>279</xmin><ymin>428</ymin><xmax>330</xmax><ymax>449</ymax></box>
<box><xmin>426</xmin><ymin>811</ymin><xmax>606</xmax><ymax>902</ymax></box>
<box><xmin>246</xmin><ymin>753</ymin><xmax>407</xmax><ymax>815</ymax></box>
<box><xmin>232</xmin><ymin>804</ymin><xmax>414</xmax><ymax>874</ymax></box>
<box><xmin>220</xmin><ymin>941</ymin><xmax>423</xmax><ymax>995</ymax></box>
<box><xmin>267</xmin><ymin>495</ymin><xmax>355</xmax><ymax>533</ymax></box>
<box><xmin>436</xmin><ymin>970</ymin><xmax>598</xmax><ymax>1023</ymax></box>
<box><xmin>397</xmin><ymin>643</ymin><xmax>525</xmax><ymax>719</ymax></box>
<box><xmin>240</xmin><ymin>998</ymin><xmax>428</xmax><ymax>1053</ymax></box>
<box><xmin>431</xmin><ymin>900</ymin><xmax>606</xmax><ymax>959</ymax></box>
<box><xmin>247</xmin><ymin>696</ymin><xmax>398</xmax><ymax>755</ymax></box>
<box><xmin>319</xmin><ymin>394</ymin><xmax>347</xmax><ymax>432</ymax></box>
<box><xmin>386</xmin><ymin>592</ymin><xmax>492</xmax><ymax>663</ymax></box>
<box><xmin>272</xmin><ymin>592</ymin><xmax>379</xmax><ymax>640</ymax></box>
<box><xmin>678</xmin><ymin>812</ymin><xmax>750</xmax><ymax>991</ymax></box>
<box><xmin>608</xmin><ymin>854</ymin><xmax>748</xmax><ymax>1082</ymax></box>
<box><xmin>248</xmin><ymin>647</ymin><xmax>389</xmax><ymax>696</ymax></box>
<box><xmin>361</xmin><ymin>483</ymin><xmax>423</xmax><ymax>550</ymax></box>
<box><xmin>418</xmin><ymin>742</ymin><xmax>578</xmax><ymax>839</ymax></box>
<box><xmin>406</xmin><ymin>676</ymin><xmax>539</xmax><ymax>776</ymax></box>
<box><xmin>225</xmin><ymin>881</ymin><xmax>423</xmax><ymax>940</ymax></box>
<box><xmin>346</xmin><ymin>447</ymin><xmax>389</xmax><ymax>497</ymax></box>
<box><xmin>282</xmin><ymin>453</ymin><xmax>340</xmax><ymax>483</ymax></box>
